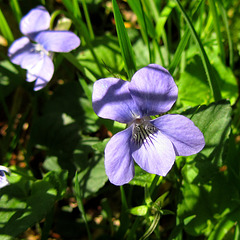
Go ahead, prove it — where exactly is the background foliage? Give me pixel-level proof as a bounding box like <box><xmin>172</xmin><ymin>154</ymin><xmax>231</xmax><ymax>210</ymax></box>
<box><xmin>0</xmin><ymin>0</ymin><xmax>240</xmax><ymax>239</ymax></box>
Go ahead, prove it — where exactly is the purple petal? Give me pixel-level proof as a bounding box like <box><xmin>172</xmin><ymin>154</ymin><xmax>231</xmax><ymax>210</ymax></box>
<box><xmin>92</xmin><ymin>78</ymin><xmax>141</xmax><ymax>123</ymax></box>
<box><xmin>20</xmin><ymin>50</ymin><xmax>43</xmax><ymax>70</ymax></box>
<box><xmin>26</xmin><ymin>72</ymin><xmax>37</xmax><ymax>82</ymax></box>
<box><xmin>152</xmin><ymin>114</ymin><xmax>205</xmax><ymax>156</ymax></box>
<box><xmin>105</xmin><ymin>127</ymin><xmax>135</xmax><ymax>185</ymax></box>
<box><xmin>0</xmin><ymin>166</ymin><xmax>10</xmax><ymax>189</ymax></box>
<box><xmin>131</xmin><ymin>130</ymin><xmax>176</xmax><ymax>176</ymax></box>
<box><xmin>33</xmin><ymin>77</ymin><xmax>51</xmax><ymax>91</ymax></box>
<box><xmin>8</xmin><ymin>37</ymin><xmax>34</xmax><ymax>65</ymax></box>
<box><xmin>0</xmin><ymin>173</ymin><xmax>9</xmax><ymax>188</ymax></box>
<box><xmin>129</xmin><ymin>64</ymin><xmax>178</xmax><ymax>116</ymax></box>
<box><xmin>25</xmin><ymin>53</ymin><xmax>54</xmax><ymax>90</ymax></box>
<box><xmin>34</xmin><ymin>31</ymin><xmax>80</xmax><ymax>52</ymax></box>
<box><xmin>20</xmin><ymin>6</ymin><xmax>50</xmax><ymax>36</ymax></box>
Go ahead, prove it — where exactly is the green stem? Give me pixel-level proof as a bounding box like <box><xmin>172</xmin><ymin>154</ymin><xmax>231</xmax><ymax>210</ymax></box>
<box><xmin>139</xmin><ymin>212</ymin><xmax>161</xmax><ymax>240</ymax></box>
<box><xmin>74</xmin><ymin>172</ymin><xmax>92</xmax><ymax>240</ymax></box>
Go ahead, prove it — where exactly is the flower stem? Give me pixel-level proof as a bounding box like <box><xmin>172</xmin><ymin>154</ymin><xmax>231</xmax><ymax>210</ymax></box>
<box><xmin>139</xmin><ymin>212</ymin><xmax>161</xmax><ymax>240</ymax></box>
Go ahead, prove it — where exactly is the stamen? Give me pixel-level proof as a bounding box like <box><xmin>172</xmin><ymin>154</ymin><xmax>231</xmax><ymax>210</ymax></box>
<box><xmin>132</xmin><ymin>120</ymin><xmax>158</xmax><ymax>145</ymax></box>
<box><xmin>33</xmin><ymin>43</ymin><xmax>50</xmax><ymax>56</ymax></box>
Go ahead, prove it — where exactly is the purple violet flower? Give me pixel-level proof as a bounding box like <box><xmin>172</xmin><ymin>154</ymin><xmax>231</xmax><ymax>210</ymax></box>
<box><xmin>0</xmin><ymin>166</ymin><xmax>10</xmax><ymax>189</ymax></box>
<box><xmin>92</xmin><ymin>64</ymin><xmax>205</xmax><ymax>185</ymax></box>
<box><xmin>8</xmin><ymin>6</ymin><xmax>80</xmax><ymax>91</ymax></box>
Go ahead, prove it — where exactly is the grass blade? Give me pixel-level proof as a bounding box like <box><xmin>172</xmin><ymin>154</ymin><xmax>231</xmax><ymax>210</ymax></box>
<box><xmin>0</xmin><ymin>9</ymin><xmax>14</xmax><ymax>43</ymax></box>
<box><xmin>208</xmin><ymin>0</ymin><xmax>225</xmax><ymax>62</ymax></box>
<box><xmin>127</xmin><ymin>0</ymin><xmax>155</xmax><ymax>40</ymax></box>
<box><xmin>174</xmin><ymin>0</ymin><xmax>222</xmax><ymax>102</ymax></box>
<box><xmin>169</xmin><ymin>0</ymin><xmax>204</xmax><ymax>74</ymax></box>
<box><xmin>9</xmin><ymin>0</ymin><xmax>22</xmax><ymax>23</ymax></box>
<box><xmin>81</xmin><ymin>0</ymin><xmax>95</xmax><ymax>39</ymax></box>
<box><xmin>128</xmin><ymin>0</ymin><xmax>153</xmax><ymax>63</ymax></box>
<box><xmin>168</xmin><ymin>28</ymin><xmax>190</xmax><ymax>75</ymax></box>
<box><xmin>142</xmin><ymin>0</ymin><xmax>159</xmax><ymax>22</ymax></box>
<box><xmin>218</xmin><ymin>0</ymin><xmax>233</xmax><ymax>69</ymax></box>
<box><xmin>112</xmin><ymin>0</ymin><xmax>136</xmax><ymax>79</ymax></box>
<box><xmin>61</xmin><ymin>1</ymin><xmax>105</xmax><ymax>77</ymax></box>
<box><xmin>72</xmin><ymin>0</ymin><xmax>82</xmax><ymax>18</ymax></box>
<box><xmin>155</xmin><ymin>0</ymin><xmax>176</xmax><ymax>39</ymax></box>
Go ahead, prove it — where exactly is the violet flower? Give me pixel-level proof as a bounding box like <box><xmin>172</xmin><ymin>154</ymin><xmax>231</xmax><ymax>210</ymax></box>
<box><xmin>0</xmin><ymin>166</ymin><xmax>10</xmax><ymax>189</ymax></box>
<box><xmin>8</xmin><ymin>6</ymin><xmax>80</xmax><ymax>91</ymax></box>
<box><xmin>92</xmin><ymin>64</ymin><xmax>205</xmax><ymax>185</ymax></box>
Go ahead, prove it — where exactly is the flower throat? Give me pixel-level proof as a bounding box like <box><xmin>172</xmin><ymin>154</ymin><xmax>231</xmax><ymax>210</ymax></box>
<box><xmin>131</xmin><ymin>117</ymin><xmax>157</xmax><ymax>145</ymax></box>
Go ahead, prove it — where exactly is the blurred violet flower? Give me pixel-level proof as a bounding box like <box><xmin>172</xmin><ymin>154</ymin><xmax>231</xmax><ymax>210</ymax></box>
<box><xmin>92</xmin><ymin>64</ymin><xmax>205</xmax><ymax>185</ymax></box>
<box><xmin>0</xmin><ymin>166</ymin><xmax>10</xmax><ymax>189</ymax></box>
<box><xmin>8</xmin><ymin>6</ymin><xmax>80</xmax><ymax>91</ymax></box>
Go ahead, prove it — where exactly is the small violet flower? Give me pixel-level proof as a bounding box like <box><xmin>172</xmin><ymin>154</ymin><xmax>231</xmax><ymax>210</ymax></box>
<box><xmin>8</xmin><ymin>6</ymin><xmax>80</xmax><ymax>90</ymax></box>
<box><xmin>92</xmin><ymin>64</ymin><xmax>205</xmax><ymax>185</ymax></box>
<box><xmin>0</xmin><ymin>166</ymin><xmax>10</xmax><ymax>189</ymax></box>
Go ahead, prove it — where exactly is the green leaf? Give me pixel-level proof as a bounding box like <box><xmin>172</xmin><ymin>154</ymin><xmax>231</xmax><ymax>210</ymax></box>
<box><xmin>208</xmin><ymin>207</ymin><xmax>240</xmax><ymax>240</ymax></box>
<box><xmin>75</xmin><ymin>155</ymin><xmax>107</xmax><ymax>198</ymax></box>
<box><xmin>129</xmin><ymin>165</ymin><xmax>156</xmax><ymax>187</ymax></box>
<box><xmin>153</xmin><ymin>192</ymin><xmax>169</xmax><ymax>210</ymax></box>
<box><xmin>187</xmin><ymin>100</ymin><xmax>232</xmax><ymax>161</ymax></box>
<box><xmin>73</xmin><ymin>137</ymin><xmax>108</xmax><ymax>198</ymax></box>
<box><xmin>112</xmin><ymin>0</ymin><xmax>136</xmax><ymax>79</ymax></box>
<box><xmin>177</xmin><ymin>101</ymin><xmax>237</xmax><ymax>236</ymax></box>
<box><xmin>92</xmin><ymin>138</ymin><xmax>109</xmax><ymax>152</ymax></box>
<box><xmin>207</xmin><ymin>49</ymin><xmax>238</xmax><ymax>104</ymax></box>
<box><xmin>43</xmin><ymin>170</ymin><xmax>68</xmax><ymax>199</ymax></box>
<box><xmin>130</xmin><ymin>205</ymin><xmax>148</xmax><ymax>216</ymax></box>
<box><xmin>43</xmin><ymin>156</ymin><xmax>62</xmax><ymax>172</ymax></box>
<box><xmin>30</xmin><ymin>83</ymin><xmax>88</xmax><ymax>176</ymax></box>
<box><xmin>178</xmin><ymin>53</ymin><xmax>238</xmax><ymax>107</ymax></box>
<box><xmin>0</xmin><ymin>170</ymin><xmax>67</xmax><ymax>238</ymax></box>
<box><xmin>0</xmin><ymin>195</ymin><xmax>27</xmax><ymax>237</ymax></box>
<box><xmin>62</xmin><ymin>52</ymin><xmax>96</xmax><ymax>82</ymax></box>
<box><xmin>76</xmin><ymin>35</ymin><xmax>123</xmax><ymax>79</ymax></box>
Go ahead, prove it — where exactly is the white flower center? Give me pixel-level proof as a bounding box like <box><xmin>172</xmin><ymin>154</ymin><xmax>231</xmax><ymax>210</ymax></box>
<box><xmin>32</xmin><ymin>43</ymin><xmax>50</xmax><ymax>56</ymax></box>
<box><xmin>131</xmin><ymin>116</ymin><xmax>157</xmax><ymax>145</ymax></box>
